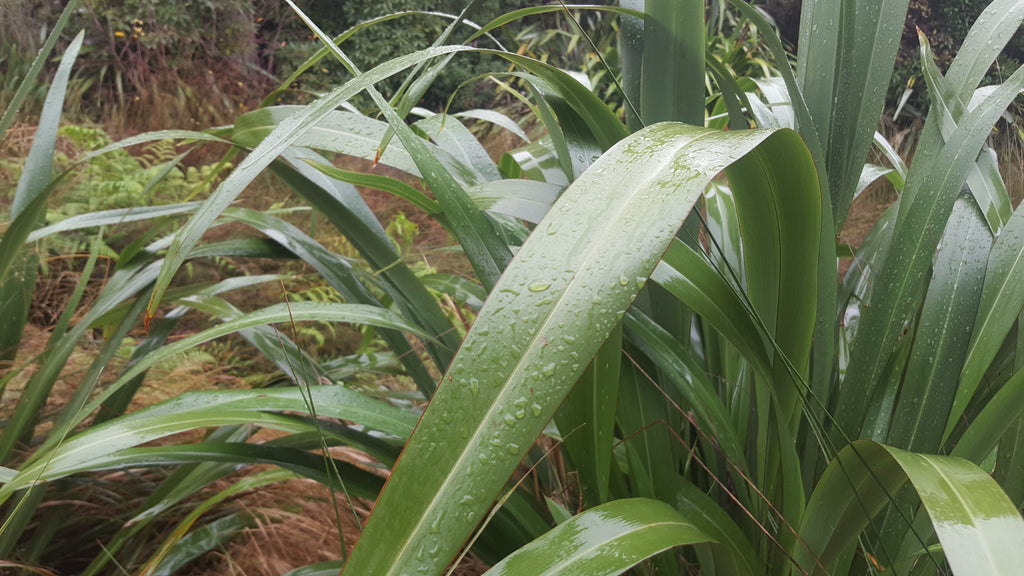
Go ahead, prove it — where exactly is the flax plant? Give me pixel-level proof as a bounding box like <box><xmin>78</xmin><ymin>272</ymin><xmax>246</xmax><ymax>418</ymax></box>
<box><xmin>3</xmin><ymin>0</ymin><xmax>1024</xmax><ymax>574</ymax></box>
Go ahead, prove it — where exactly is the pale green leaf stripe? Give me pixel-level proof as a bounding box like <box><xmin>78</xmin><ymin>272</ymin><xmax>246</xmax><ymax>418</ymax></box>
<box><xmin>341</xmin><ymin>124</ymin><xmax>818</xmax><ymax>576</ymax></box>
<box><xmin>454</xmin><ymin>109</ymin><xmax>529</xmax><ymax>143</ymax></box>
<box><xmin>27</xmin><ymin>202</ymin><xmax>204</xmax><ymax>242</ymax></box>
<box><xmin>482</xmin><ymin>499</ymin><xmax>715</xmax><ymax>576</ymax></box>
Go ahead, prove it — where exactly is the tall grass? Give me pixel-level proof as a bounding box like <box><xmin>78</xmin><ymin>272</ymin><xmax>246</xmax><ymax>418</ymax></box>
<box><xmin>2</xmin><ymin>0</ymin><xmax>1024</xmax><ymax>574</ymax></box>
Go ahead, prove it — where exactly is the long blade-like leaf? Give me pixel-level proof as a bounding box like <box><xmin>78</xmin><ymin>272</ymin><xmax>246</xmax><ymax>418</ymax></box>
<box><xmin>885</xmin><ymin>196</ymin><xmax>990</xmax><ymax>451</ymax></box>
<box><xmin>793</xmin><ymin>439</ymin><xmax>1024</xmax><ymax>575</ymax></box>
<box><xmin>341</xmin><ymin>124</ymin><xmax>818</xmax><ymax>576</ymax></box>
<box><xmin>0</xmin><ymin>0</ymin><xmax>79</xmax><ymax>137</ymax></box>
<box><xmin>0</xmin><ymin>386</ymin><xmax>415</xmax><ymax>500</ymax></box>
<box><xmin>836</xmin><ymin>62</ymin><xmax>1024</xmax><ymax>442</ymax></box>
<box><xmin>482</xmin><ymin>498</ymin><xmax>715</xmax><ymax>576</ymax></box>
<box><xmin>147</xmin><ymin>45</ymin><xmax>474</xmax><ymax>323</ymax></box>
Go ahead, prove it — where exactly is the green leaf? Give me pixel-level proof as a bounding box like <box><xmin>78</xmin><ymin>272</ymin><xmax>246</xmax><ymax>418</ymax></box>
<box><xmin>149</xmin><ymin>513</ymin><xmax>252</xmax><ymax>576</ymax></box>
<box><xmin>465</xmin><ymin>179</ymin><xmax>563</xmax><ymax>224</ymax></box>
<box><xmin>793</xmin><ymin>439</ymin><xmax>1024</xmax><ymax>575</ymax></box>
<box><xmin>57</xmin><ymin>442</ymin><xmax>386</xmax><ymax>499</ymax></box>
<box><xmin>555</xmin><ymin>327</ymin><xmax>621</xmax><ymax>506</ymax></box>
<box><xmin>341</xmin><ymin>124</ymin><xmax>819</xmax><ymax>576</ymax></box>
<box><xmin>0</xmin><ymin>0</ymin><xmax>78</xmax><ymax>137</ymax></box>
<box><xmin>482</xmin><ymin>498</ymin><xmax>715</xmax><ymax>576</ymax></box>
<box><xmin>500</xmin><ymin>137</ymin><xmax>569</xmax><ymax>185</ymax></box>
<box><xmin>639</xmin><ymin>0</ymin><xmax>705</xmax><ymax>126</ymax></box>
<box><xmin>798</xmin><ymin>0</ymin><xmax>910</xmax><ymax>227</ymax></box>
<box><xmin>953</xmin><ymin>366</ymin><xmax>1024</xmax><ymax>464</ymax></box>
<box><xmin>148</xmin><ymin>44</ymin><xmax>475</xmax><ymax>325</ymax></box>
<box><xmin>952</xmin><ymin>202</ymin><xmax>1024</xmax><ymax>441</ymax></box>
<box><xmin>0</xmin><ymin>31</ymin><xmax>85</xmax><ymax>376</ymax></box>
<box><xmin>291</xmin><ymin>14</ymin><xmax>513</xmax><ymax>291</ymax></box>
<box><xmin>303</xmin><ymin>159</ymin><xmax>440</xmax><ymax>214</ymax></box>
<box><xmin>0</xmin><ymin>385</ymin><xmax>415</xmax><ymax>500</ymax></box>
<box><xmin>651</xmin><ymin>238</ymin><xmax>772</xmax><ymax>378</ymax></box>
<box><xmin>837</xmin><ymin>61</ymin><xmax>1024</xmax><ymax>442</ymax></box>
<box><xmin>27</xmin><ymin>202</ymin><xmax>204</xmax><ymax>242</ymax></box>
<box><xmin>455</xmin><ymin>109</ymin><xmax>530</xmax><ymax>143</ymax></box>
<box><xmin>139</xmin><ymin>468</ymin><xmax>296</xmax><ymax>576</ymax></box>
<box><xmin>414</xmin><ymin>113</ymin><xmax>501</xmax><ymax>183</ymax></box>
<box><xmin>918</xmin><ymin>29</ymin><xmax>1013</xmax><ymax>234</ymax></box>
<box><xmin>218</xmin><ymin>206</ymin><xmax>439</xmax><ymax>395</ymax></box>
<box><xmin>944</xmin><ymin>0</ymin><xmax>1024</xmax><ymax>104</ymax></box>
<box><xmin>885</xmin><ymin>196</ymin><xmax>990</xmax><ymax>451</ymax></box>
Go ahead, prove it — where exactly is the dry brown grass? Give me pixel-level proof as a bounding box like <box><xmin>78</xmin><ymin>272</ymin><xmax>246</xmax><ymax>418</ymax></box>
<box><xmin>180</xmin><ymin>474</ymin><xmax>490</xmax><ymax>576</ymax></box>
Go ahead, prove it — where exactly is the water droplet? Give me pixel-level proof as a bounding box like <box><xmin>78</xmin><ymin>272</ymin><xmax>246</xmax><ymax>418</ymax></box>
<box><xmin>515</xmin><ymin>396</ymin><xmax>528</xmax><ymax>408</ymax></box>
<box><xmin>531</xmin><ymin>403</ymin><xmax>543</xmax><ymax>417</ymax></box>
<box><xmin>542</xmin><ymin>362</ymin><xmax>556</xmax><ymax>377</ymax></box>
<box><xmin>504</xmin><ymin>414</ymin><xmax>516</xmax><ymax>426</ymax></box>
<box><xmin>515</xmin><ymin>409</ymin><xmax>526</xmax><ymax>419</ymax></box>
<box><xmin>529</xmin><ymin>281</ymin><xmax>551</xmax><ymax>292</ymax></box>
<box><xmin>469</xmin><ymin>378</ymin><xmax>480</xmax><ymax>396</ymax></box>
<box><xmin>506</xmin><ymin>443</ymin><xmax>520</xmax><ymax>455</ymax></box>
<box><xmin>491</xmin><ymin>438</ymin><xmax>503</xmax><ymax>448</ymax></box>
<box><xmin>619</xmin><ymin>276</ymin><xmax>630</xmax><ymax>286</ymax></box>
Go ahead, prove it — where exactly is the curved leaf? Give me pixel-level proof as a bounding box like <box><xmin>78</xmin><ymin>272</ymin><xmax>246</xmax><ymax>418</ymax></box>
<box><xmin>651</xmin><ymin>239</ymin><xmax>772</xmax><ymax>378</ymax></box>
<box><xmin>341</xmin><ymin>124</ymin><xmax>819</xmax><ymax>576</ymax></box>
<box><xmin>0</xmin><ymin>385</ymin><xmax>414</xmax><ymax>500</ymax></box>
<box><xmin>793</xmin><ymin>439</ymin><xmax>1024</xmax><ymax>575</ymax></box>
<box><xmin>466</xmin><ymin>179</ymin><xmax>563</xmax><ymax>224</ymax></box>
<box><xmin>482</xmin><ymin>498</ymin><xmax>715</xmax><ymax>576</ymax></box>
<box><xmin>27</xmin><ymin>202</ymin><xmax>204</xmax><ymax>242</ymax></box>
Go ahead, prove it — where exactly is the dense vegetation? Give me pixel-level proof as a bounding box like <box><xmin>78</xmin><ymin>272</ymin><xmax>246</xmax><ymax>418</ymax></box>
<box><xmin>2</xmin><ymin>0</ymin><xmax>1024</xmax><ymax>575</ymax></box>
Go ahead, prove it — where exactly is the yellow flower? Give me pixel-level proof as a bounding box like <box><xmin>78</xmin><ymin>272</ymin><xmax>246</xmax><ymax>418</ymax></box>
<box><xmin>114</xmin><ymin>30</ymin><xmax>126</xmax><ymax>38</ymax></box>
